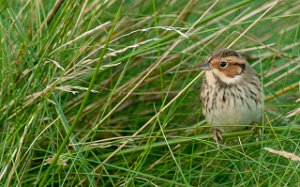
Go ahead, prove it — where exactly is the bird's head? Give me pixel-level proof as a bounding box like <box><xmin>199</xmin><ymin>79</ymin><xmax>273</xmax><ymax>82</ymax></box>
<box><xmin>201</xmin><ymin>48</ymin><xmax>248</xmax><ymax>84</ymax></box>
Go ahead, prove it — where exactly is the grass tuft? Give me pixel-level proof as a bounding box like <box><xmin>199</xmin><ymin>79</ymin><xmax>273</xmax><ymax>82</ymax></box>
<box><xmin>0</xmin><ymin>0</ymin><xmax>299</xmax><ymax>186</ymax></box>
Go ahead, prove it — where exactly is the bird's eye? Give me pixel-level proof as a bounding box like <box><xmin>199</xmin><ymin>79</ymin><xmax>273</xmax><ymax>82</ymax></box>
<box><xmin>219</xmin><ymin>61</ymin><xmax>227</xmax><ymax>68</ymax></box>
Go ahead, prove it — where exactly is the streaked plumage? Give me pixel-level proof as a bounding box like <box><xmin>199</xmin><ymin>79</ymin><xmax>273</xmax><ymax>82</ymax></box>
<box><xmin>200</xmin><ymin>49</ymin><xmax>264</xmax><ymax>141</ymax></box>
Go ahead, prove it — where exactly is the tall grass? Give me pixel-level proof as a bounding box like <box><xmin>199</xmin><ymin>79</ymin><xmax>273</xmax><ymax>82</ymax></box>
<box><xmin>0</xmin><ymin>0</ymin><xmax>299</xmax><ymax>186</ymax></box>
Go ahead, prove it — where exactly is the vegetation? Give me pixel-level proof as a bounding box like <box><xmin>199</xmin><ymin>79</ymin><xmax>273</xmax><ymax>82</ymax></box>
<box><xmin>0</xmin><ymin>0</ymin><xmax>299</xmax><ymax>186</ymax></box>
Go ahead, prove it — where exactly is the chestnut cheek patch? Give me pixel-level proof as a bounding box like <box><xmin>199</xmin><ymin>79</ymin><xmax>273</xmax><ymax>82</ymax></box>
<box><xmin>235</xmin><ymin>63</ymin><xmax>245</xmax><ymax>75</ymax></box>
<box><xmin>224</xmin><ymin>64</ymin><xmax>244</xmax><ymax>78</ymax></box>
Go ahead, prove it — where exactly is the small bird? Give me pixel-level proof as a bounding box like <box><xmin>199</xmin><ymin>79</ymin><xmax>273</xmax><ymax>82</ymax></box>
<box><xmin>200</xmin><ymin>49</ymin><xmax>264</xmax><ymax>142</ymax></box>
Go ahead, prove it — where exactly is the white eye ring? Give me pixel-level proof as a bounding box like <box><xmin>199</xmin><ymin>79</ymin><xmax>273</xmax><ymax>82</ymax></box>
<box><xmin>219</xmin><ymin>61</ymin><xmax>228</xmax><ymax>68</ymax></box>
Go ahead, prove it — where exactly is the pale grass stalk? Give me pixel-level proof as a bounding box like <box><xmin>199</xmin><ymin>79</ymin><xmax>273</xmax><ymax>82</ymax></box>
<box><xmin>69</xmin><ymin>135</ymin><xmax>137</xmax><ymax>146</ymax></box>
<box><xmin>282</xmin><ymin>41</ymin><xmax>300</xmax><ymax>51</ymax></box>
<box><xmin>227</xmin><ymin>1</ymin><xmax>278</xmax><ymax>48</ymax></box>
<box><xmin>0</xmin><ymin>100</ymin><xmax>14</xmax><ymax>114</ymax></box>
<box><xmin>287</xmin><ymin>107</ymin><xmax>300</xmax><ymax>118</ymax></box>
<box><xmin>264</xmin><ymin>113</ymin><xmax>282</xmax><ymax>144</ymax></box>
<box><xmin>7</xmin><ymin>115</ymin><xmax>34</xmax><ymax>186</ymax></box>
<box><xmin>178</xmin><ymin>0</ymin><xmax>226</xmax><ymax>53</ymax></box>
<box><xmin>50</xmin><ymin>21</ymin><xmax>111</xmax><ymax>55</ymax></box>
<box><xmin>24</xmin><ymin>82</ymin><xmax>57</xmax><ymax>107</ymax></box>
<box><xmin>264</xmin><ymin>82</ymin><xmax>299</xmax><ymax>102</ymax></box>
<box><xmin>16</xmin><ymin>0</ymin><xmax>31</xmax><ymax>19</ymax></box>
<box><xmin>33</xmin><ymin>0</ymin><xmax>65</xmax><ymax>40</ymax></box>
<box><xmin>8</xmin><ymin>0</ymin><xmax>31</xmax><ymax>30</ymax></box>
<box><xmin>46</xmin><ymin>59</ymin><xmax>65</xmax><ymax>71</ymax></box>
<box><xmin>84</xmin><ymin>0</ymin><xmax>112</xmax><ymax>13</ymax></box>
<box><xmin>134</xmin><ymin>177</ymin><xmax>159</xmax><ymax>187</ymax></box>
<box><xmin>265</xmin><ymin>62</ymin><xmax>300</xmax><ymax>87</ymax></box>
<box><xmin>230</xmin><ymin>31</ymin><xmax>290</xmax><ymax>61</ymax></box>
<box><xmin>109</xmin><ymin>1</ymin><xmax>221</xmax><ymax>93</ymax></box>
<box><xmin>20</xmin><ymin>118</ymin><xmax>60</xmax><ymax>163</ymax></box>
<box><xmin>237</xmin><ymin>43</ymin><xmax>276</xmax><ymax>52</ymax></box>
<box><xmin>65</xmin><ymin>38</ymin><xmax>153</xmax><ymax>79</ymax></box>
<box><xmin>55</xmin><ymin>85</ymin><xmax>98</xmax><ymax>95</ymax></box>
<box><xmin>66</xmin><ymin>26</ymin><xmax>191</xmax><ymax>111</ymax></box>
<box><xmin>264</xmin><ymin>147</ymin><xmax>300</xmax><ymax>161</ymax></box>
<box><xmin>6</xmin><ymin>79</ymin><xmax>60</xmax><ymax>121</ymax></box>
<box><xmin>97</xmin><ymin>123</ymin><xmax>300</xmax><ymax>160</ymax></box>
<box><xmin>101</xmin><ymin>38</ymin><xmax>159</xmax><ymax>61</ymax></box>
<box><xmin>78</xmin><ymin>71</ymin><xmax>205</xmax><ymax>186</ymax></box>
<box><xmin>38</xmin><ymin>2</ymin><xmax>123</xmax><ymax>184</ymax></box>
<box><xmin>280</xmin><ymin>23</ymin><xmax>299</xmax><ymax>34</ymax></box>
<box><xmin>102</xmin><ymin>72</ymin><xmax>204</xmax><ymax>164</ymax></box>
<box><xmin>264</xmin><ymin>57</ymin><xmax>299</xmax><ymax>77</ymax></box>
<box><xmin>112</xmin><ymin>26</ymin><xmax>189</xmax><ymax>42</ymax></box>
<box><xmin>88</xmin><ymin>0</ymin><xmax>220</xmax><ymax>168</ymax></box>
<box><xmin>0</xmin><ymin>149</ymin><xmax>17</xmax><ymax>181</ymax></box>
<box><xmin>188</xmin><ymin>0</ymin><xmax>234</xmax><ymax>36</ymax></box>
<box><xmin>79</xmin><ymin>40</ymin><xmax>203</xmax><ymax>185</ymax></box>
<box><xmin>188</xmin><ymin>0</ymin><xmax>220</xmax><ymax>33</ymax></box>
<box><xmin>238</xmin><ymin>137</ymin><xmax>245</xmax><ymax>153</ymax></box>
<box><xmin>184</xmin><ymin>1</ymin><xmax>274</xmax><ymax>53</ymax></box>
<box><xmin>73</xmin><ymin>0</ymin><xmax>88</xmax><ymax>35</ymax></box>
<box><xmin>112</xmin><ymin>50</ymin><xmax>185</xmax><ymax>91</ymax></box>
<box><xmin>75</xmin><ymin>46</ymin><xmax>114</xmax><ymax>66</ymax></box>
<box><xmin>147</xmin><ymin>144</ymin><xmax>181</xmax><ymax>172</ymax></box>
<box><xmin>90</xmin><ymin>39</ymin><xmax>186</xmax><ymax>133</ymax></box>
<box><xmin>183</xmin><ymin>12</ymin><xmax>231</xmax><ymax>53</ymax></box>
<box><xmin>165</xmin><ymin>0</ymin><xmax>194</xmax><ymax>29</ymax></box>
<box><xmin>111</xmin><ymin>51</ymin><xmax>176</xmax><ymax>93</ymax></box>
<box><xmin>282</xmin><ymin>1</ymin><xmax>300</xmax><ymax>15</ymax></box>
<box><xmin>157</xmin><ymin>117</ymin><xmax>189</xmax><ymax>185</ymax></box>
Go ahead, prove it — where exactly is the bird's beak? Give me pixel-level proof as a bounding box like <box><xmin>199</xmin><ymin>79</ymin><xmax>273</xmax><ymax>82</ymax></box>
<box><xmin>200</xmin><ymin>62</ymin><xmax>210</xmax><ymax>70</ymax></box>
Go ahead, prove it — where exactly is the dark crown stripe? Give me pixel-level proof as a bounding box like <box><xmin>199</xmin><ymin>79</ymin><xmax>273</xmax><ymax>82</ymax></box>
<box><xmin>212</xmin><ymin>48</ymin><xmax>240</xmax><ymax>59</ymax></box>
<box><xmin>220</xmin><ymin>50</ymin><xmax>239</xmax><ymax>58</ymax></box>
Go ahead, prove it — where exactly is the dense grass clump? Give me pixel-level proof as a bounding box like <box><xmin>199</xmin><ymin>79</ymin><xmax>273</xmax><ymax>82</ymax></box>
<box><xmin>0</xmin><ymin>0</ymin><xmax>299</xmax><ymax>186</ymax></box>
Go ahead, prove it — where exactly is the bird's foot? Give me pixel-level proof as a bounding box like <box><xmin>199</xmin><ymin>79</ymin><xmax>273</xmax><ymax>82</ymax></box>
<box><xmin>251</xmin><ymin>123</ymin><xmax>262</xmax><ymax>141</ymax></box>
<box><xmin>213</xmin><ymin>128</ymin><xmax>223</xmax><ymax>148</ymax></box>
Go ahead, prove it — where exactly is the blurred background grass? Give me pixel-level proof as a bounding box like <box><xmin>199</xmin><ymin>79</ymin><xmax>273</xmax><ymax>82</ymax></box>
<box><xmin>0</xmin><ymin>0</ymin><xmax>299</xmax><ymax>186</ymax></box>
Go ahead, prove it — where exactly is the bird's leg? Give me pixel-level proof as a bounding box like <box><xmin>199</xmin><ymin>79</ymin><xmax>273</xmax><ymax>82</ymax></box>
<box><xmin>251</xmin><ymin>123</ymin><xmax>262</xmax><ymax>141</ymax></box>
<box><xmin>213</xmin><ymin>128</ymin><xmax>223</xmax><ymax>145</ymax></box>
